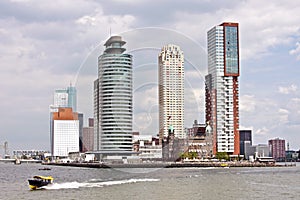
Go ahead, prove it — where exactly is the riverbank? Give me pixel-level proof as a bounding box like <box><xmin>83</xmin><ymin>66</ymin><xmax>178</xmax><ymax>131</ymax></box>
<box><xmin>42</xmin><ymin>161</ymin><xmax>296</xmax><ymax>168</ymax></box>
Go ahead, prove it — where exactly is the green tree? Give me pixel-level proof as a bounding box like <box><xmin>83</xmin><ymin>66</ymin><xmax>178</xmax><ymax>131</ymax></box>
<box><xmin>215</xmin><ymin>152</ymin><xmax>229</xmax><ymax>161</ymax></box>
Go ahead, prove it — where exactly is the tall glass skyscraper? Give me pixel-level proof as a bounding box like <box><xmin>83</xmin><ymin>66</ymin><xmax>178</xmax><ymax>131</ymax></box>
<box><xmin>94</xmin><ymin>36</ymin><xmax>133</xmax><ymax>152</ymax></box>
<box><xmin>159</xmin><ymin>44</ymin><xmax>185</xmax><ymax>143</ymax></box>
<box><xmin>50</xmin><ymin>85</ymin><xmax>77</xmax><ymax>112</ymax></box>
<box><xmin>205</xmin><ymin>22</ymin><xmax>240</xmax><ymax>156</ymax></box>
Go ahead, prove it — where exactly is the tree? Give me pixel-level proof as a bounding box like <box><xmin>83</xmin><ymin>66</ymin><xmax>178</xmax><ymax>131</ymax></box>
<box><xmin>215</xmin><ymin>152</ymin><xmax>229</xmax><ymax>161</ymax></box>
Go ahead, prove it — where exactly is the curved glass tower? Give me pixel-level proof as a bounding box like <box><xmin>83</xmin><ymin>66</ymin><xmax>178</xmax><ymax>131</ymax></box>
<box><xmin>94</xmin><ymin>36</ymin><xmax>133</xmax><ymax>152</ymax></box>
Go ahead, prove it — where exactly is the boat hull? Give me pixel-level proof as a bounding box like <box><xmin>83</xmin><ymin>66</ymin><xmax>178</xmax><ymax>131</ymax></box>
<box><xmin>28</xmin><ymin>178</ymin><xmax>52</xmax><ymax>190</ymax></box>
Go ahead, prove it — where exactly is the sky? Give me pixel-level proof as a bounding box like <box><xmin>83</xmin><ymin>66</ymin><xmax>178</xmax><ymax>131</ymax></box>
<box><xmin>1</xmin><ymin>0</ymin><xmax>300</xmax><ymax>153</ymax></box>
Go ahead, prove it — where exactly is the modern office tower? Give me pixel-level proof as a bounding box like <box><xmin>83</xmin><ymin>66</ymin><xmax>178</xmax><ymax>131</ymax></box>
<box><xmin>239</xmin><ymin>130</ymin><xmax>252</xmax><ymax>158</ymax></box>
<box><xmin>268</xmin><ymin>138</ymin><xmax>286</xmax><ymax>161</ymax></box>
<box><xmin>205</xmin><ymin>22</ymin><xmax>240</xmax><ymax>156</ymax></box>
<box><xmin>94</xmin><ymin>36</ymin><xmax>133</xmax><ymax>152</ymax></box>
<box><xmin>50</xmin><ymin>108</ymin><xmax>79</xmax><ymax>157</ymax></box>
<box><xmin>159</xmin><ymin>44</ymin><xmax>185</xmax><ymax>143</ymax></box>
<box><xmin>82</xmin><ymin>118</ymin><xmax>94</xmax><ymax>152</ymax></box>
<box><xmin>50</xmin><ymin>84</ymin><xmax>77</xmax><ymax>112</ymax></box>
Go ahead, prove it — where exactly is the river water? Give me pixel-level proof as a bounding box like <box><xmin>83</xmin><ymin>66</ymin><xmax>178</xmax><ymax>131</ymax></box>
<box><xmin>0</xmin><ymin>162</ymin><xmax>299</xmax><ymax>200</ymax></box>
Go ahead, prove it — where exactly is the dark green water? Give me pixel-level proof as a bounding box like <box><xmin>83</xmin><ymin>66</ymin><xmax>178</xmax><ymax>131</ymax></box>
<box><xmin>0</xmin><ymin>162</ymin><xmax>299</xmax><ymax>200</ymax></box>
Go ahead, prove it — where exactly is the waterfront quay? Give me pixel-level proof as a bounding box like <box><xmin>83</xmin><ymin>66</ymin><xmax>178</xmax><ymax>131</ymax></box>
<box><xmin>42</xmin><ymin>161</ymin><xmax>295</xmax><ymax>168</ymax></box>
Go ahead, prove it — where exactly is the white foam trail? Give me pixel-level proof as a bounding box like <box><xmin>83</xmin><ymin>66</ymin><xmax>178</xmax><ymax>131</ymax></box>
<box><xmin>43</xmin><ymin>178</ymin><xmax>160</xmax><ymax>190</ymax></box>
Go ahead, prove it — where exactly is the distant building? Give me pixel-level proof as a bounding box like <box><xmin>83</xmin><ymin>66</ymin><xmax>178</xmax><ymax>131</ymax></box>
<box><xmin>205</xmin><ymin>22</ymin><xmax>240</xmax><ymax>156</ymax></box>
<box><xmin>82</xmin><ymin>118</ymin><xmax>94</xmax><ymax>152</ymax></box>
<box><xmin>50</xmin><ymin>84</ymin><xmax>77</xmax><ymax>112</ymax></box>
<box><xmin>94</xmin><ymin>35</ymin><xmax>133</xmax><ymax>155</ymax></box>
<box><xmin>269</xmin><ymin>138</ymin><xmax>286</xmax><ymax>161</ymax></box>
<box><xmin>159</xmin><ymin>44</ymin><xmax>185</xmax><ymax>143</ymax></box>
<box><xmin>133</xmin><ymin>134</ymin><xmax>162</xmax><ymax>160</ymax></box>
<box><xmin>239</xmin><ymin>130</ymin><xmax>252</xmax><ymax>158</ymax></box>
<box><xmin>285</xmin><ymin>150</ymin><xmax>298</xmax><ymax>162</ymax></box>
<box><xmin>187</xmin><ymin>120</ymin><xmax>206</xmax><ymax>137</ymax></box>
<box><xmin>246</xmin><ymin>144</ymin><xmax>270</xmax><ymax>159</ymax></box>
<box><xmin>162</xmin><ymin>125</ymin><xmax>187</xmax><ymax>161</ymax></box>
<box><xmin>49</xmin><ymin>84</ymin><xmax>83</xmax><ymax>156</ymax></box>
<box><xmin>13</xmin><ymin>150</ymin><xmax>50</xmax><ymax>160</ymax></box>
<box><xmin>50</xmin><ymin>108</ymin><xmax>79</xmax><ymax>157</ymax></box>
<box><xmin>186</xmin><ymin>121</ymin><xmax>213</xmax><ymax>159</ymax></box>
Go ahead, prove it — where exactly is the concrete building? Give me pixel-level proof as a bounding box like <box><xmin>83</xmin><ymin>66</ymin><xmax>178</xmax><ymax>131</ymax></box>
<box><xmin>50</xmin><ymin>108</ymin><xmax>79</xmax><ymax>157</ymax></box>
<box><xmin>94</xmin><ymin>36</ymin><xmax>133</xmax><ymax>154</ymax></box>
<box><xmin>269</xmin><ymin>138</ymin><xmax>286</xmax><ymax>161</ymax></box>
<box><xmin>205</xmin><ymin>22</ymin><xmax>240</xmax><ymax>156</ymax></box>
<box><xmin>244</xmin><ymin>144</ymin><xmax>270</xmax><ymax>160</ymax></box>
<box><xmin>82</xmin><ymin>118</ymin><xmax>94</xmax><ymax>152</ymax></box>
<box><xmin>159</xmin><ymin>44</ymin><xmax>185</xmax><ymax>143</ymax></box>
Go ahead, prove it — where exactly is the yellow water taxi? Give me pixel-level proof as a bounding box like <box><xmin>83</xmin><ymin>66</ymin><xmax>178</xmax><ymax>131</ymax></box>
<box><xmin>28</xmin><ymin>175</ymin><xmax>53</xmax><ymax>190</ymax></box>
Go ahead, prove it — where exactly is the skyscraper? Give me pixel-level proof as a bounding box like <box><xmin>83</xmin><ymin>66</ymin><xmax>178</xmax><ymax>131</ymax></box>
<box><xmin>159</xmin><ymin>44</ymin><xmax>185</xmax><ymax>143</ymax></box>
<box><xmin>94</xmin><ymin>36</ymin><xmax>133</xmax><ymax>153</ymax></box>
<box><xmin>50</xmin><ymin>84</ymin><xmax>77</xmax><ymax>112</ymax></box>
<box><xmin>205</xmin><ymin>22</ymin><xmax>240</xmax><ymax>156</ymax></box>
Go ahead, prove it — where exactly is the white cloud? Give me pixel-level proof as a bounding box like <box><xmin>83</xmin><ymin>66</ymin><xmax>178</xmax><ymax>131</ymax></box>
<box><xmin>278</xmin><ymin>84</ymin><xmax>298</xmax><ymax>94</ymax></box>
<box><xmin>289</xmin><ymin>42</ymin><xmax>300</xmax><ymax>60</ymax></box>
<box><xmin>255</xmin><ymin>127</ymin><xmax>269</xmax><ymax>135</ymax></box>
<box><xmin>173</xmin><ymin>0</ymin><xmax>300</xmax><ymax>60</ymax></box>
<box><xmin>278</xmin><ymin>108</ymin><xmax>289</xmax><ymax>124</ymax></box>
<box><xmin>240</xmin><ymin>95</ymin><xmax>256</xmax><ymax>112</ymax></box>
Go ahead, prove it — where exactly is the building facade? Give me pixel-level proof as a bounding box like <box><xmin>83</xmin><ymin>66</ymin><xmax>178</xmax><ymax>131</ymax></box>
<box><xmin>159</xmin><ymin>44</ymin><xmax>185</xmax><ymax>143</ymax></box>
<box><xmin>50</xmin><ymin>84</ymin><xmax>77</xmax><ymax>112</ymax></box>
<box><xmin>205</xmin><ymin>22</ymin><xmax>240</xmax><ymax>156</ymax></box>
<box><xmin>239</xmin><ymin>130</ymin><xmax>252</xmax><ymax>158</ymax></box>
<box><xmin>94</xmin><ymin>36</ymin><xmax>133</xmax><ymax>152</ymax></box>
<box><xmin>82</xmin><ymin>118</ymin><xmax>94</xmax><ymax>152</ymax></box>
<box><xmin>269</xmin><ymin>138</ymin><xmax>286</xmax><ymax>161</ymax></box>
<box><xmin>50</xmin><ymin>108</ymin><xmax>79</xmax><ymax>157</ymax></box>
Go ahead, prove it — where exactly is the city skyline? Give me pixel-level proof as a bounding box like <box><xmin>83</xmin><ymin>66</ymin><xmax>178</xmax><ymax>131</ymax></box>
<box><xmin>1</xmin><ymin>0</ymin><xmax>300</xmax><ymax>151</ymax></box>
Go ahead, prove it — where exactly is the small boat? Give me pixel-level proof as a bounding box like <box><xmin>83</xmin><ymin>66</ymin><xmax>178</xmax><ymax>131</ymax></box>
<box><xmin>28</xmin><ymin>175</ymin><xmax>53</xmax><ymax>190</ymax></box>
<box><xmin>38</xmin><ymin>167</ymin><xmax>51</xmax><ymax>171</ymax></box>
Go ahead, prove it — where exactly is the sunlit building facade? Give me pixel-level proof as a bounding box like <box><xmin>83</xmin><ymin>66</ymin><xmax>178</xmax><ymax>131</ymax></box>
<box><xmin>50</xmin><ymin>108</ymin><xmax>79</xmax><ymax>157</ymax></box>
<box><xmin>205</xmin><ymin>22</ymin><xmax>240</xmax><ymax>155</ymax></box>
<box><xmin>159</xmin><ymin>44</ymin><xmax>185</xmax><ymax>143</ymax></box>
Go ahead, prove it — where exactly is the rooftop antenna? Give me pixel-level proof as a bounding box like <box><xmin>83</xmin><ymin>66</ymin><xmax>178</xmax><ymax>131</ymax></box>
<box><xmin>109</xmin><ymin>27</ymin><xmax>112</xmax><ymax>37</ymax></box>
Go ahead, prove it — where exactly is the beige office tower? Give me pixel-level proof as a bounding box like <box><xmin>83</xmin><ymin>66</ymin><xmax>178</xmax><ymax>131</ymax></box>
<box><xmin>159</xmin><ymin>44</ymin><xmax>185</xmax><ymax>144</ymax></box>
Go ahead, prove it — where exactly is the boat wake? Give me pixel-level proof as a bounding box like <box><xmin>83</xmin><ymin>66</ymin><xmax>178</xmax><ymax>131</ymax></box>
<box><xmin>42</xmin><ymin>178</ymin><xmax>160</xmax><ymax>190</ymax></box>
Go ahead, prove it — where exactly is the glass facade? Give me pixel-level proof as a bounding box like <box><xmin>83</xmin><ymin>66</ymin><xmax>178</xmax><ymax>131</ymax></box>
<box><xmin>224</xmin><ymin>25</ymin><xmax>239</xmax><ymax>76</ymax></box>
<box><xmin>94</xmin><ymin>36</ymin><xmax>133</xmax><ymax>152</ymax></box>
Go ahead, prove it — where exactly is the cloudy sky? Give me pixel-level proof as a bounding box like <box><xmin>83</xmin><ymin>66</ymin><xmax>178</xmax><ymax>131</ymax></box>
<box><xmin>1</xmin><ymin>0</ymin><xmax>300</xmax><ymax>153</ymax></box>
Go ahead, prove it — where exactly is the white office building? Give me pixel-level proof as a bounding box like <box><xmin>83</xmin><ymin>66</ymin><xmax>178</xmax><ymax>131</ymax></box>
<box><xmin>51</xmin><ymin>108</ymin><xmax>79</xmax><ymax>157</ymax></box>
